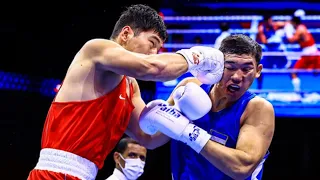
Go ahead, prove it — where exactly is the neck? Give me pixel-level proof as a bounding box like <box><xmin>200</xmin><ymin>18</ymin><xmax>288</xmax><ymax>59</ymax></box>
<box><xmin>116</xmin><ymin>165</ymin><xmax>123</xmax><ymax>174</ymax></box>
<box><xmin>210</xmin><ymin>85</ymin><xmax>233</xmax><ymax>112</ymax></box>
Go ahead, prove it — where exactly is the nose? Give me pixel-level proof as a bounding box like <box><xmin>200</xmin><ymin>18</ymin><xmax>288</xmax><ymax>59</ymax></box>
<box><xmin>231</xmin><ymin>70</ymin><xmax>243</xmax><ymax>84</ymax></box>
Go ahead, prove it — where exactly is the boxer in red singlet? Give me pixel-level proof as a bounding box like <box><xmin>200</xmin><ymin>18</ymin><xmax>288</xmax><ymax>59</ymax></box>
<box><xmin>286</xmin><ymin>16</ymin><xmax>320</xmax><ymax>91</ymax></box>
<box><xmin>27</xmin><ymin>4</ymin><xmax>224</xmax><ymax>180</ymax></box>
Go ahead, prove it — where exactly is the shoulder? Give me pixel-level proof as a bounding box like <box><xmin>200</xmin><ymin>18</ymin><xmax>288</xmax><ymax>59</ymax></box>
<box><xmin>247</xmin><ymin>96</ymin><xmax>274</xmax><ymax>113</ymax></box>
<box><xmin>242</xmin><ymin>96</ymin><xmax>274</xmax><ymax>123</ymax></box>
<box><xmin>80</xmin><ymin>38</ymin><xmax>120</xmax><ymax>57</ymax></box>
<box><xmin>83</xmin><ymin>38</ymin><xmax>115</xmax><ymax>48</ymax></box>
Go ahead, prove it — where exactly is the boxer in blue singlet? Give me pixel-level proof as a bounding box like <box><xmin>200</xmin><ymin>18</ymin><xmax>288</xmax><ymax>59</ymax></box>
<box><xmin>139</xmin><ymin>34</ymin><xmax>275</xmax><ymax>180</ymax></box>
<box><xmin>169</xmin><ymin>34</ymin><xmax>275</xmax><ymax>180</ymax></box>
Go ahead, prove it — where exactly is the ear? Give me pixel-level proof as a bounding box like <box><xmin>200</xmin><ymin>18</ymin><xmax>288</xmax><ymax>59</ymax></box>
<box><xmin>119</xmin><ymin>26</ymin><xmax>134</xmax><ymax>43</ymax></box>
<box><xmin>114</xmin><ymin>152</ymin><xmax>120</xmax><ymax>164</ymax></box>
<box><xmin>255</xmin><ymin>64</ymin><xmax>263</xmax><ymax>78</ymax></box>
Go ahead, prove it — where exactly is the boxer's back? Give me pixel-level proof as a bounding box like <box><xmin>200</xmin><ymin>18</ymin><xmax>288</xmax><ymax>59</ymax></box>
<box><xmin>171</xmin><ymin>85</ymin><xmax>269</xmax><ymax>180</ymax></box>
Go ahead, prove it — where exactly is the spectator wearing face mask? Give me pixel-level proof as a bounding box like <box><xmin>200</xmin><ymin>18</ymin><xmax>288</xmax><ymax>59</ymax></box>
<box><xmin>106</xmin><ymin>137</ymin><xmax>147</xmax><ymax>180</ymax></box>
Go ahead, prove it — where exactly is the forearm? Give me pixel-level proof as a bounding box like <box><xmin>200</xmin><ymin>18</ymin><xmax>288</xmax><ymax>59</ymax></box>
<box><xmin>84</xmin><ymin>39</ymin><xmax>188</xmax><ymax>81</ymax></box>
<box><xmin>101</xmin><ymin>52</ymin><xmax>188</xmax><ymax>82</ymax></box>
<box><xmin>133</xmin><ymin>131</ymin><xmax>171</xmax><ymax>150</ymax></box>
<box><xmin>200</xmin><ymin>141</ymin><xmax>256</xmax><ymax>180</ymax></box>
<box><xmin>140</xmin><ymin>53</ymin><xmax>188</xmax><ymax>81</ymax></box>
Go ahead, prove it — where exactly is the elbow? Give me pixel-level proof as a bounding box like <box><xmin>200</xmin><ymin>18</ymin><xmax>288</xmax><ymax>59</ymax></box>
<box><xmin>231</xmin><ymin>167</ymin><xmax>254</xmax><ymax>180</ymax></box>
<box><xmin>230</xmin><ymin>159</ymin><xmax>257</xmax><ymax>180</ymax></box>
<box><xmin>134</xmin><ymin>133</ymin><xmax>158</xmax><ymax>150</ymax></box>
<box><xmin>138</xmin><ymin>134</ymin><xmax>163</xmax><ymax>150</ymax></box>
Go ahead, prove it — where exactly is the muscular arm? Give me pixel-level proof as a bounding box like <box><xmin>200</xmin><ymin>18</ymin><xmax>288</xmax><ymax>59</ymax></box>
<box><xmin>125</xmin><ymin>79</ymin><xmax>170</xmax><ymax>149</ymax></box>
<box><xmin>82</xmin><ymin>39</ymin><xmax>188</xmax><ymax>82</ymax></box>
<box><xmin>200</xmin><ymin>97</ymin><xmax>275</xmax><ymax>180</ymax></box>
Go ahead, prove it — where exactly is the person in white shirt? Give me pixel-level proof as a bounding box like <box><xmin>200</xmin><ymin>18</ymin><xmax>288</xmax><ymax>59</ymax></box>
<box><xmin>106</xmin><ymin>138</ymin><xmax>147</xmax><ymax>180</ymax></box>
<box><xmin>214</xmin><ymin>22</ymin><xmax>231</xmax><ymax>49</ymax></box>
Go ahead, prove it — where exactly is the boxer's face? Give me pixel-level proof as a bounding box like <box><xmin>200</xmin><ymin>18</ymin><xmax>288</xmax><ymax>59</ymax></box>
<box><xmin>120</xmin><ymin>26</ymin><xmax>163</xmax><ymax>55</ymax></box>
<box><xmin>115</xmin><ymin>143</ymin><xmax>147</xmax><ymax>169</ymax></box>
<box><xmin>217</xmin><ymin>53</ymin><xmax>262</xmax><ymax>101</ymax></box>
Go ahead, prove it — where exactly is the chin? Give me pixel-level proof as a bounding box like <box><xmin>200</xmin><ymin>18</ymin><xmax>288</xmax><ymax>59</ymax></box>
<box><xmin>226</xmin><ymin>90</ymin><xmax>246</xmax><ymax>101</ymax></box>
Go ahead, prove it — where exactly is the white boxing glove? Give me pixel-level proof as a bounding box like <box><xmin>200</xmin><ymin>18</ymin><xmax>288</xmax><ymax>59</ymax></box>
<box><xmin>176</xmin><ymin>46</ymin><xmax>224</xmax><ymax>85</ymax></box>
<box><xmin>139</xmin><ymin>99</ymin><xmax>169</xmax><ymax>135</ymax></box>
<box><xmin>172</xmin><ymin>82</ymin><xmax>212</xmax><ymax>120</ymax></box>
<box><xmin>284</xmin><ymin>22</ymin><xmax>295</xmax><ymax>39</ymax></box>
<box><xmin>139</xmin><ymin>101</ymin><xmax>211</xmax><ymax>153</ymax></box>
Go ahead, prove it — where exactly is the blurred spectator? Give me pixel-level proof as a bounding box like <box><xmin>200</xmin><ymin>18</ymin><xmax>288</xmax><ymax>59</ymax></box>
<box><xmin>214</xmin><ymin>22</ymin><xmax>230</xmax><ymax>49</ymax></box>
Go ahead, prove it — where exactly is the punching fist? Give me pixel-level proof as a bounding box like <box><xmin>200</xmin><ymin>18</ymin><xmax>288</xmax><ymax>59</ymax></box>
<box><xmin>139</xmin><ymin>99</ymin><xmax>189</xmax><ymax>138</ymax></box>
<box><xmin>172</xmin><ymin>82</ymin><xmax>212</xmax><ymax>120</ymax></box>
<box><xmin>176</xmin><ymin>46</ymin><xmax>224</xmax><ymax>84</ymax></box>
<box><xmin>139</xmin><ymin>100</ymin><xmax>211</xmax><ymax>153</ymax></box>
<box><xmin>284</xmin><ymin>22</ymin><xmax>295</xmax><ymax>39</ymax></box>
<box><xmin>139</xmin><ymin>100</ymin><xmax>168</xmax><ymax>135</ymax></box>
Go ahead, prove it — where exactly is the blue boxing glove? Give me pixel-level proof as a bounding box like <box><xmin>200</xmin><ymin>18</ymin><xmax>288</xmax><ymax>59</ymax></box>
<box><xmin>139</xmin><ymin>100</ymin><xmax>211</xmax><ymax>153</ymax></box>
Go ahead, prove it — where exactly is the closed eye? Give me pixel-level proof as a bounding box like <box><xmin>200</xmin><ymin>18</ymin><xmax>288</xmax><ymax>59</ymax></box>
<box><xmin>225</xmin><ymin>66</ymin><xmax>236</xmax><ymax>71</ymax></box>
<box><xmin>150</xmin><ymin>40</ymin><xmax>156</xmax><ymax>47</ymax></box>
<box><xmin>242</xmin><ymin>66</ymin><xmax>253</xmax><ymax>72</ymax></box>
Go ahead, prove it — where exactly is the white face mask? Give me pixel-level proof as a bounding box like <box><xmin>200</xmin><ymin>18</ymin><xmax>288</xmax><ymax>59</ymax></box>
<box><xmin>118</xmin><ymin>154</ymin><xmax>145</xmax><ymax>180</ymax></box>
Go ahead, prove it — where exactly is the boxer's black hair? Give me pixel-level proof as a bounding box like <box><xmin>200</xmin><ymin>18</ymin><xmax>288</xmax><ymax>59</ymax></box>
<box><xmin>219</xmin><ymin>34</ymin><xmax>262</xmax><ymax>65</ymax></box>
<box><xmin>292</xmin><ymin>16</ymin><xmax>301</xmax><ymax>25</ymax></box>
<box><xmin>115</xmin><ymin>137</ymin><xmax>140</xmax><ymax>154</ymax></box>
<box><xmin>263</xmin><ymin>14</ymin><xmax>272</xmax><ymax>22</ymax></box>
<box><xmin>110</xmin><ymin>4</ymin><xmax>167</xmax><ymax>41</ymax></box>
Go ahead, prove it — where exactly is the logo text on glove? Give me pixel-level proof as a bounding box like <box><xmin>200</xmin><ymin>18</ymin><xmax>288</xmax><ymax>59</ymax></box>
<box><xmin>192</xmin><ymin>52</ymin><xmax>200</xmax><ymax>65</ymax></box>
<box><xmin>158</xmin><ymin>104</ymin><xmax>181</xmax><ymax>118</ymax></box>
<box><xmin>188</xmin><ymin>125</ymin><xmax>200</xmax><ymax>142</ymax></box>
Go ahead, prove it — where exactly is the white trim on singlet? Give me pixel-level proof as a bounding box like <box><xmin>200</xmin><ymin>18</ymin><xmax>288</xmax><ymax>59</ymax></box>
<box><xmin>251</xmin><ymin>158</ymin><xmax>266</xmax><ymax>180</ymax></box>
<box><xmin>34</xmin><ymin>148</ymin><xmax>98</xmax><ymax>180</ymax></box>
<box><xmin>302</xmin><ymin>44</ymin><xmax>318</xmax><ymax>55</ymax></box>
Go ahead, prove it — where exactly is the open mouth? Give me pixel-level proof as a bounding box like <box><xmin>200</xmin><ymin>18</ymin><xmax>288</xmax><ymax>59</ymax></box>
<box><xmin>227</xmin><ymin>84</ymin><xmax>240</xmax><ymax>92</ymax></box>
